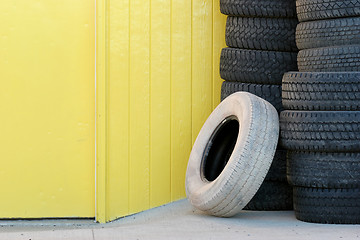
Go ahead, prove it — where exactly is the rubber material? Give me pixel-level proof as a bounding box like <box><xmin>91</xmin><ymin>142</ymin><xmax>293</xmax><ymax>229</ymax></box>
<box><xmin>279</xmin><ymin>111</ymin><xmax>360</xmax><ymax>152</ymax></box>
<box><xmin>296</xmin><ymin>17</ymin><xmax>360</xmax><ymax>50</ymax></box>
<box><xmin>220</xmin><ymin>0</ymin><xmax>296</xmax><ymax>18</ymax></box>
<box><xmin>294</xmin><ymin>187</ymin><xmax>360</xmax><ymax>224</ymax></box>
<box><xmin>221</xmin><ymin>82</ymin><xmax>283</xmax><ymax>112</ymax></box>
<box><xmin>296</xmin><ymin>0</ymin><xmax>360</xmax><ymax>22</ymax></box>
<box><xmin>266</xmin><ymin>150</ymin><xmax>287</xmax><ymax>181</ymax></box>
<box><xmin>186</xmin><ymin>92</ymin><xmax>279</xmax><ymax>217</ymax></box>
<box><xmin>225</xmin><ymin>17</ymin><xmax>298</xmax><ymax>52</ymax></box>
<box><xmin>220</xmin><ymin>48</ymin><xmax>298</xmax><ymax>85</ymax></box>
<box><xmin>298</xmin><ymin>45</ymin><xmax>360</xmax><ymax>72</ymax></box>
<box><xmin>244</xmin><ymin>181</ymin><xmax>293</xmax><ymax>211</ymax></box>
<box><xmin>282</xmin><ymin>72</ymin><xmax>360</xmax><ymax>111</ymax></box>
<box><xmin>287</xmin><ymin>151</ymin><xmax>360</xmax><ymax>188</ymax></box>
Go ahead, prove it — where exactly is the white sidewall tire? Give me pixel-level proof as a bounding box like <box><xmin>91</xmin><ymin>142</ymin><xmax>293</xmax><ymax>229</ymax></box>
<box><xmin>185</xmin><ymin>92</ymin><xmax>279</xmax><ymax>217</ymax></box>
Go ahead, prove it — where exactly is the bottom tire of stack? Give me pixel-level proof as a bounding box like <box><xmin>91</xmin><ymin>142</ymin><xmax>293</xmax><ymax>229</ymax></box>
<box><xmin>287</xmin><ymin>151</ymin><xmax>360</xmax><ymax>224</ymax></box>
<box><xmin>280</xmin><ymin>72</ymin><xmax>360</xmax><ymax>223</ymax></box>
<box><xmin>279</xmin><ymin>111</ymin><xmax>360</xmax><ymax>223</ymax></box>
<box><xmin>221</xmin><ymin>82</ymin><xmax>291</xmax><ymax>210</ymax></box>
<box><xmin>293</xmin><ymin>187</ymin><xmax>360</xmax><ymax>224</ymax></box>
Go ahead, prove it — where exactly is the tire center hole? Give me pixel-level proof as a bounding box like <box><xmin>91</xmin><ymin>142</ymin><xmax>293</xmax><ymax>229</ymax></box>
<box><xmin>201</xmin><ymin>116</ymin><xmax>239</xmax><ymax>182</ymax></box>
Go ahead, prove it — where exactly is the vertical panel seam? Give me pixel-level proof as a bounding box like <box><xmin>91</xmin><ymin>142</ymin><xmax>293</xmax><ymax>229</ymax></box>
<box><xmin>211</xmin><ymin>0</ymin><xmax>214</xmax><ymax>110</ymax></box>
<box><xmin>169</xmin><ymin>0</ymin><xmax>174</xmax><ymax>201</ymax></box>
<box><xmin>148</xmin><ymin>0</ymin><xmax>152</xmax><ymax>208</ymax></box>
<box><xmin>190</xmin><ymin>0</ymin><xmax>193</xmax><ymax>145</ymax></box>
<box><xmin>105</xmin><ymin>0</ymin><xmax>110</xmax><ymax>222</ymax></box>
<box><xmin>127</xmin><ymin>0</ymin><xmax>131</xmax><ymax>215</ymax></box>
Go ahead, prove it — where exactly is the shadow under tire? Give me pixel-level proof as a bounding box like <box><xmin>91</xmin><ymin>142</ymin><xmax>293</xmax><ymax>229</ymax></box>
<box><xmin>186</xmin><ymin>92</ymin><xmax>279</xmax><ymax>217</ymax></box>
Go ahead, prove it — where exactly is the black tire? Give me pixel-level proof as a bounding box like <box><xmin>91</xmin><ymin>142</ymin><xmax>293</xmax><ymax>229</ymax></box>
<box><xmin>266</xmin><ymin>150</ymin><xmax>287</xmax><ymax>182</ymax></box>
<box><xmin>279</xmin><ymin>111</ymin><xmax>360</xmax><ymax>152</ymax></box>
<box><xmin>298</xmin><ymin>45</ymin><xmax>360</xmax><ymax>72</ymax></box>
<box><xmin>294</xmin><ymin>187</ymin><xmax>360</xmax><ymax>224</ymax></box>
<box><xmin>282</xmin><ymin>72</ymin><xmax>360</xmax><ymax>111</ymax></box>
<box><xmin>296</xmin><ymin>17</ymin><xmax>360</xmax><ymax>50</ymax></box>
<box><xmin>244</xmin><ymin>181</ymin><xmax>293</xmax><ymax>211</ymax></box>
<box><xmin>220</xmin><ymin>0</ymin><xmax>296</xmax><ymax>18</ymax></box>
<box><xmin>296</xmin><ymin>0</ymin><xmax>360</xmax><ymax>22</ymax></box>
<box><xmin>287</xmin><ymin>151</ymin><xmax>360</xmax><ymax>188</ymax></box>
<box><xmin>225</xmin><ymin>17</ymin><xmax>298</xmax><ymax>52</ymax></box>
<box><xmin>220</xmin><ymin>48</ymin><xmax>298</xmax><ymax>85</ymax></box>
<box><xmin>221</xmin><ymin>82</ymin><xmax>283</xmax><ymax>112</ymax></box>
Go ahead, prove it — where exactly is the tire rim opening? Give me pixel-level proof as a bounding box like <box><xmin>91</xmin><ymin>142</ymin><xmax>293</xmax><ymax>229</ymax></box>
<box><xmin>201</xmin><ymin>116</ymin><xmax>239</xmax><ymax>182</ymax></box>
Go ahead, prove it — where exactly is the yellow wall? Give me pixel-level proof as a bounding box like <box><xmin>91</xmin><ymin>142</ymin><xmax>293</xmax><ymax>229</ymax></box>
<box><xmin>96</xmin><ymin>0</ymin><xmax>226</xmax><ymax>222</ymax></box>
<box><xmin>0</xmin><ymin>1</ymin><xmax>95</xmax><ymax>218</ymax></box>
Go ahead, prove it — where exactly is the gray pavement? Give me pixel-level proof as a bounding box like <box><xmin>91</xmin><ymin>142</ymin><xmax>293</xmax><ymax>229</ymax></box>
<box><xmin>0</xmin><ymin>199</ymin><xmax>359</xmax><ymax>240</ymax></box>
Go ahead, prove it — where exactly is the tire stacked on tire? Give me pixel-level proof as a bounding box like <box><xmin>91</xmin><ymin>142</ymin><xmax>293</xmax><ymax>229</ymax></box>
<box><xmin>219</xmin><ymin>0</ymin><xmax>299</xmax><ymax>210</ymax></box>
<box><xmin>280</xmin><ymin>0</ymin><xmax>360</xmax><ymax>224</ymax></box>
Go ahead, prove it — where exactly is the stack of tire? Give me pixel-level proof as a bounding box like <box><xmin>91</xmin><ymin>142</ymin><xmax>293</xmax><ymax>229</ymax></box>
<box><xmin>280</xmin><ymin>0</ymin><xmax>360</xmax><ymax>224</ymax></box>
<box><xmin>219</xmin><ymin>0</ymin><xmax>299</xmax><ymax>210</ymax></box>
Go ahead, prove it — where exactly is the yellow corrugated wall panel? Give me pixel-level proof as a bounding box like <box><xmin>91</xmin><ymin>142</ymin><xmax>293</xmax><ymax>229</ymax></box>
<box><xmin>192</xmin><ymin>0</ymin><xmax>214</xmax><ymax>144</ymax></box>
<box><xmin>150</xmin><ymin>0</ymin><xmax>172</xmax><ymax>207</ymax></box>
<box><xmin>170</xmin><ymin>0</ymin><xmax>193</xmax><ymax>202</ymax></box>
<box><xmin>128</xmin><ymin>0</ymin><xmax>151</xmax><ymax>214</ymax></box>
<box><xmin>107</xmin><ymin>0</ymin><xmax>130</xmax><ymax>219</ymax></box>
<box><xmin>0</xmin><ymin>0</ymin><xmax>95</xmax><ymax>218</ymax></box>
<box><xmin>98</xmin><ymin>0</ymin><xmax>226</xmax><ymax>222</ymax></box>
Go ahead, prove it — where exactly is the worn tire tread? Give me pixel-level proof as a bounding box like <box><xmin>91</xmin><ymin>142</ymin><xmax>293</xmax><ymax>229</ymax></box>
<box><xmin>279</xmin><ymin>111</ymin><xmax>360</xmax><ymax>152</ymax></box>
<box><xmin>226</xmin><ymin>17</ymin><xmax>298</xmax><ymax>51</ymax></box>
<box><xmin>294</xmin><ymin>187</ymin><xmax>360</xmax><ymax>224</ymax></box>
<box><xmin>282</xmin><ymin>72</ymin><xmax>360</xmax><ymax>111</ymax></box>
<box><xmin>296</xmin><ymin>17</ymin><xmax>360</xmax><ymax>50</ymax></box>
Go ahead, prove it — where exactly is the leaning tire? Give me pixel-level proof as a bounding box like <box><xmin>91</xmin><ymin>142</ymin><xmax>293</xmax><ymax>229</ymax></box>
<box><xmin>282</xmin><ymin>72</ymin><xmax>360</xmax><ymax>111</ymax></box>
<box><xmin>225</xmin><ymin>17</ymin><xmax>298</xmax><ymax>52</ymax></box>
<box><xmin>297</xmin><ymin>45</ymin><xmax>360</xmax><ymax>72</ymax></box>
<box><xmin>186</xmin><ymin>92</ymin><xmax>279</xmax><ymax>217</ymax></box>
<box><xmin>296</xmin><ymin>17</ymin><xmax>360</xmax><ymax>50</ymax></box>
<box><xmin>287</xmin><ymin>151</ymin><xmax>360</xmax><ymax>188</ymax></box>
<box><xmin>296</xmin><ymin>0</ymin><xmax>360</xmax><ymax>22</ymax></box>
<box><xmin>294</xmin><ymin>187</ymin><xmax>360</xmax><ymax>224</ymax></box>
<box><xmin>221</xmin><ymin>82</ymin><xmax>283</xmax><ymax>112</ymax></box>
<box><xmin>220</xmin><ymin>0</ymin><xmax>296</xmax><ymax>18</ymax></box>
<box><xmin>279</xmin><ymin>111</ymin><xmax>360</xmax><ymax>152</ymax></box>
<box><xmin>220</xmin><ymin>48</ymin><xmax>298</xmax><ymax>85</ymax></box>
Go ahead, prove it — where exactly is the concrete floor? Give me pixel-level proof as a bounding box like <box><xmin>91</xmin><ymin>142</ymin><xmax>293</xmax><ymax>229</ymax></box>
<box><xmin>0</xmin><ymin>199</ymin><xmax>359</xmax><ymax>240</ymax></box>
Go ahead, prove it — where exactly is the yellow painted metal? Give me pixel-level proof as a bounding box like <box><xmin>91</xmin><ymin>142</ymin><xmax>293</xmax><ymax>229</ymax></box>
<box><xmin>170</xmin><ymin>0</ymin><xmax>192</xmax><ymax>202</ymax></box>
<box><xmin>96</xmin><ymin>0</ymin><xmax>226</xmax><ymax>222</ymax></box>
<box><xmin>150</xmin><ymin>0</ymin><xmax>171</xmax><ymax>207</ymax></box>
<box><xmin>96</xmin><ymin>0</ymin><xmax>108</xmax><ymax>223</ymax></box>
<box><xmin>0</xmin><ymin>1</ymin><xmax>95</xmax><ymax>218</ymax></box>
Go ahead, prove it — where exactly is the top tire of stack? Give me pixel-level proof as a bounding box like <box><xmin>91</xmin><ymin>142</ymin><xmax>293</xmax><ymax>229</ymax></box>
<box><xmin>296</xmin><ymin>0</ymin><xmax>360</xmax><ymax>22</ymax></box>
<box><xmin>220</xmin><ymin>0</ymin><xmax>296</xmax><ymax>18</ymax></box>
